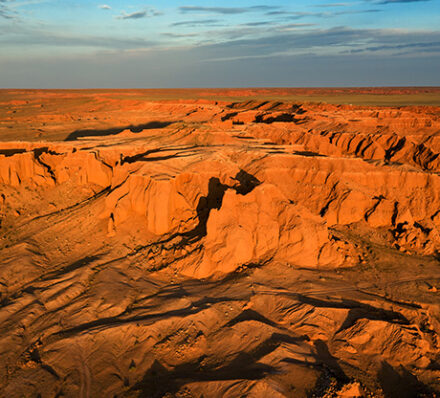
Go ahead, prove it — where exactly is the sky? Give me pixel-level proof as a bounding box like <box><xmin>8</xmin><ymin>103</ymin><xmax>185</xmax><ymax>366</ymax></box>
<box><xmin>0</xmin><ymin>0</ymin><xmax>439</xmax><ymax>87</ymax></box>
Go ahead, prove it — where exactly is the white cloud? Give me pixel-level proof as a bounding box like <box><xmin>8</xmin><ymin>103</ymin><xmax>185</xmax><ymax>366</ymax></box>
<box><xmin>116</xmin><ymin>10</ymin><xmax>147</xmax><ymax>19</ymax></box>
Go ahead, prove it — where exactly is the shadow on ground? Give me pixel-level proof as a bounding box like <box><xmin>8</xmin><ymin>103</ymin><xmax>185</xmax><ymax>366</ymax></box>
<box><xmin>65</xmin><ymin>121</ymin><xmax>175</xmax><ymax>141</ymax></box>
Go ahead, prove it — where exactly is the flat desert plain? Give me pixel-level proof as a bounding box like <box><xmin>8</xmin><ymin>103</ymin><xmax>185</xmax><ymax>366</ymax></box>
<box><xmin>1</xmin><ymin>88</ymin><xmax>440</xmax><ymax>397</ymax></box>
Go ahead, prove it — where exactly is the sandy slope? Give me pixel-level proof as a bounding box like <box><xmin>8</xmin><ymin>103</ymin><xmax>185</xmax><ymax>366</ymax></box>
<box><xmin>0</xmin><ymin>90</ymin><xmax>440</xmax><ymax>397</ymax></box>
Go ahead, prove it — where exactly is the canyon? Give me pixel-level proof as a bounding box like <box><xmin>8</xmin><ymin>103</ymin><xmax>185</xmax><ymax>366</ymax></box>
<box><xmin>0</xmin><ymin>89</ymin><xmax>440</xmax><ymax>397</ymax></box>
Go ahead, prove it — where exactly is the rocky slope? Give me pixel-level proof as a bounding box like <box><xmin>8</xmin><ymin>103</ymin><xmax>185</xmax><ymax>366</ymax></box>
<box><xmin>1</xmin><ymin>90</ymin><xmax>440</xmax><ymax>397</ymax></box>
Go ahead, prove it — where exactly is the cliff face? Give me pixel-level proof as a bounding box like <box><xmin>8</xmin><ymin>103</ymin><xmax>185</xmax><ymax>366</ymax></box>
<box><xmin>1</xmin><ymin>91</ymin><xmax>440</xmax><ymax>397</ymax></box>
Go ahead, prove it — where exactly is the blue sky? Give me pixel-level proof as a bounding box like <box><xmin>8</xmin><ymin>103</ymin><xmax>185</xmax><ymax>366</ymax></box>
<box><xmin>0</xmin><ymin>0</ymin><xmax>439</xmax><ymax>87</ymax></box>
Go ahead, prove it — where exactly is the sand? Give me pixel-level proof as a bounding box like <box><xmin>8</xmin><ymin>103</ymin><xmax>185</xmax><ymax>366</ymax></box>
<box><xmin>0</xmin><ymin>89</ymin><xmax>440</xmax><ymax>397</ymax></box>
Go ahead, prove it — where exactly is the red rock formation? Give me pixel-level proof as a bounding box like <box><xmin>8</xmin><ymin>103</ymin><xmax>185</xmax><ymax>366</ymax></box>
<box><xmin>1</xmin><ymin>89</ymin><xmax>440</xmax><ymax>397</ymax></box>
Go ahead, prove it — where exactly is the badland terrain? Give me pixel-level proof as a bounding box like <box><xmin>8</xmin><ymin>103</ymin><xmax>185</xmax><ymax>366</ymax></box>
<box><xmin>1</xmin><ymin>88</ymin><xmax>440</xmax><ymax>397</ymax></box>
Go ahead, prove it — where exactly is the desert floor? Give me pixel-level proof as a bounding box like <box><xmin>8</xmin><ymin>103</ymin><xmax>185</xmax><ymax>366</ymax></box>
<box><xmin>1</xmin><ymin>88</ymin><xmax>440</xmax><ymax>397</ymax></box>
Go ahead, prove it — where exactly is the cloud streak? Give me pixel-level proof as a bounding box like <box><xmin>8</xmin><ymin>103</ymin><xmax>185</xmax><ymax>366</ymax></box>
<box><xmin>267</xmin><ymin>8</ymin><xmax>381</xmax><ymax>19</ymax></box>
<box><xmin>344</xmin><ymin>40</ymin><xmax>440</xmax><ymax>53</ymax></box>
<box><xmin>0</xmin><ymin>27</ymin><xmax>157</xmax><ymax>49</ymax></box>
<box><xmin>171</xmin><ymin>19</ymin><xmax>221</xmax><ymax>27</ymax></box>
<box><xmin>116</xmin><ymin>11</ymin><xmax>147</xmax><ymax>20</ymax></box>
<box><xmin>179</xmin><ymin>5</ymin><xmax>279</xmax><ymax>14</ymax></box>
<box><xmin>162</xmin><ymin>32</ymin><xmax>198</xmax><ymax>38</ymax></box>
<box><xmin>314</xmin><ymin>2</ymin><xmax>353</xmax><ymax>7</ymax></box>
<box><xmin>372</xmin><ymin>0</ymin><xmax>431</xmax><ymax>3</ymax></box>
